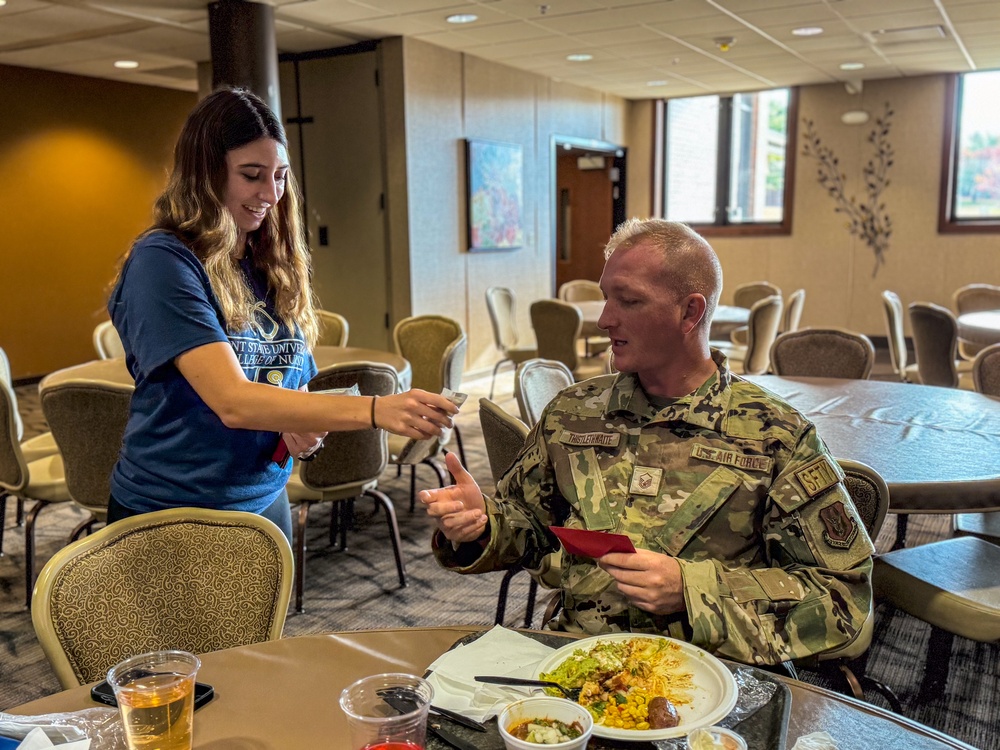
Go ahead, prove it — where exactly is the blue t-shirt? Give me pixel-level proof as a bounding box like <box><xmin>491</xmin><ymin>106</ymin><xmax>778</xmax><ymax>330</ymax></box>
<box><xmin>108</xmin><ymin>230</ymin><xmax>318</xmax><ymax>514</ymax></box>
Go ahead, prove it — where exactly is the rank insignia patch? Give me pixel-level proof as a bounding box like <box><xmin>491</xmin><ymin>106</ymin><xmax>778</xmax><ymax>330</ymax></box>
<box><xmin>819</xmin><ymin>501</ymin><xmax>858</xmax><ymax>549</ymax></box>
<box><xmin>629</xmin><ymin>466</ymin><xmax>663</xmax><ymax>496</ymax></box>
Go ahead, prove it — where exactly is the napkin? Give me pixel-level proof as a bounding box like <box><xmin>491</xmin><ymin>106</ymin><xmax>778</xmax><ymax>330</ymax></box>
<box><xmin>15</xmin><ymin>728</ymin><xmax>89</xmax><ymax>750</ymax></box>
<box><xmin>426</xmin><ymin>625</ymin><xmax>556</xmax><ymax>721</ymax></box>
<box><xmin>791</xmin><ymin>732</ymin><xmax>839</xmax><ymax>750</ymax></box>
<box><xmin>549</xmin><ymin>526</ymin><xmax>635</xmax><ymax>557</ymax></box>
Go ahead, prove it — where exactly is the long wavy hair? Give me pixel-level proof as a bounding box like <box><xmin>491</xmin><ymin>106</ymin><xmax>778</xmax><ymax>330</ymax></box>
<box><xmin>117</xmin><ymin>87</ymin><xmax>318</xmax><ymax>347</ymax></box>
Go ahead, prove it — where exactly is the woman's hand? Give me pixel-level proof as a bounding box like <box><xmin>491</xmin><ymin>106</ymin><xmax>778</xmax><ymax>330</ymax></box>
<box><xmin>419</xmin><ymin>452</ymin><xmax>488</xmax><ymax>543</ymax></box>
<box><xmin>374</xmin><ymin>389</ymin><xmax>458</xmax><ymax>440</ymax></box>
<box><xmin>282</xmin><ymin>431</ymin><xmax>326</xmax><ymax>459</ymax></box>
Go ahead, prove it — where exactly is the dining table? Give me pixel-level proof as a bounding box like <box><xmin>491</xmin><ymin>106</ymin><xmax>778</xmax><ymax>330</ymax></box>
<box><xmin>6</xmin><ymin>626</ymin><xmax>978</xmax><ymax>750</ymax></box>
<box><xmin>573</xmin><ymin>301</ymin><xmax>750</xmax><ymax>340</ymax></box>
<box><xmin>746</xmin><ymin>375</ymin><xmax>1000</xmax><ymax>520</ymax></box>
<box><xmin>957</xmin><ymin>310</ymin><xmax>1000</xmax><ymax>347</ymax></box>
<box><xmin>43</xmin><ymin>345</ymin><xmax>411</xmax><ymax>391</ymax></box>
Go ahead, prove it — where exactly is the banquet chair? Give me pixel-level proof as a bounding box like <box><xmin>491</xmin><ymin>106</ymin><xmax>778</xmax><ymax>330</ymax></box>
<box><xmin>729</xmin><ymin>283</ymin><xmax>791</xmax><ymax>347</ymax></box>
<box><xmin>0</xmin><ymin>377</ymin><xmax>71</xmax><ymax>607</ymax></box>
<box><xmin>388</xmin><ymin>315</ymin><xmax>467</xmax><ymax>511</ymax></box>
<box><xmin>92</xmin><ymin>320</ymin><xmax>125</xmax><ymax>359</ymax></box>
<box><xmin>795</xmin><ymin>459</ymin><xmax>900</xmax><ymax>713</ymax></box>
<box><xmin>286</xmin><ymin>362</ymin><xmax>404</xmax><ymax>613</ymax></box>
<box><xmin>529</xmin><ymin>300</ymin><xmax>605</xmax><ymax>381</ymax></box>
<box><xmin>514</xmin><ymin>358</ymin><xmax>574</xmax><ymax>426</ymax></box>
<box><xmin>558</xmin><ymin>279</ymin><xmax>611</xmax><ymax>357</ymax></box>
<box><xmin>874</xmin><ymin>536</ymin><xmax>1000</xmax><ymax>702</ymax></box>
<box><xmin>315</xmin><ymin>309</ymin><xmax>349</xmax><ymax>347</ymax></box>
<box><xmin>783</xmin><ymin>288</ymin><xmax>806</xmax><ymax>333</ymax></box>
<box><xmin>714</xmin><ymin>295</ymin><xmax>783</xmax><ymax>375</ymax></box>
<box><xmin>769</xmin><ymin>328</ymin><xmax>875</xmax><ymax>380</ymax></box>
<box><xmin>479</xmin><ymin>398</ymin><xmax>554</xmax><ymax>629</ymax></box>
<box><xmin>733</xmin><ymin>281</ymin><xmax>781</xmax><ymax>310</ymax></box>
<box><xmin>31</xmin><ymin>507</ymin><xmax>292</xmax><ymax>689</ymax></box>
<box><xmin>39</xmin><ymin>374</ymin><xmax>132</xmax><ymax>541</ymax></box>
<box><xmin>880</xmin><ymin>291</ymin><xmax>919</xmax><ymax>382</ymax></box>
<box><xmin>485</xmin><ymin>286</ymin><xmax>537</xmax><ymax>400</ymax></box>
<box><xmin>908</xmin><ymin>302</ymin><xmax>974</xmax><ymax>389</ymax></box>
<box><xmin>0</xmin><ymin>348</ymin><xmax>59</xmax><ymax>552</ymax></box>
<box><xmin>953</xmin><ymin>283</ymin><xmax>1000</xmax><ymax>361</ymax></box>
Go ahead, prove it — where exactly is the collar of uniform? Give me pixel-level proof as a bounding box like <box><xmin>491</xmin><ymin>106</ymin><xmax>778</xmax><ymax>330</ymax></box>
<box><xmin>604</xmin><ymin>351</ymin><xmax>732</xmax><ymax>430</ymax></box>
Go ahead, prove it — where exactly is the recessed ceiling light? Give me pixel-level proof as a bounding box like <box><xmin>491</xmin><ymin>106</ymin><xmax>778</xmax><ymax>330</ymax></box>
<box><xmin>646</xmin><ymin>80</ymin><xmax>668</xmax><ymax>87</ymax></box>
<box><xmin>792</xmin><ymin>27</ymin><xmax>824</xmax><ymax>36</ymax></box>
<box><xmin>446</xmin><ymin>13</ymin><xmax>478</xmax><ymax>24</ymax></box>
<box><xmin>840</xmin><ymin>62</ymin><xmax>865</xmax><ymax>71</ymax></box>
<box><xmin>566</xmin><ymin>53</ymin><xmax>593</xmax><ymax>62</ymax></box>
<box><xmin>0</xmin><ymin>1</ymin><xmax>7</xmax><ymax>7</ymax></box>
<box><xmin>114</xmin><ymin>60</ymin><xmax>139</xmax><ymax>69</ymax></box>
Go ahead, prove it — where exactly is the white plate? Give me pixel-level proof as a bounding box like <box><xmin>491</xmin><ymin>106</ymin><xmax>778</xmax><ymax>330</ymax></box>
<box><xmin>533</xmin><ymin>634</ymin><xmax>738</xmax><ymax>741</ymax></box>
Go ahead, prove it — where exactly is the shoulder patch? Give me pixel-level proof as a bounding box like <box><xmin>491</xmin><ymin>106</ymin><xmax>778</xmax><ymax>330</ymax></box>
<box><xmin>819</xmin><ymin>501</ymin><xmax>859</xmax><ymax>549</ymax></box>
<box><xmin>794</xmin><ymin>456</ymin><xmax>840</xmax><ymax>498</ymax></box>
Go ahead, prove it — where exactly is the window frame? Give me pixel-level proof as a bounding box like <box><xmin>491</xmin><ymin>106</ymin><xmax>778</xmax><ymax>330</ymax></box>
<box><xmin>661</xmin><ymin>87</ymin><xmax>798</xmax><ymax>238</ymax></box>
<box><xmin>939</xmin><ymin>72</ymin><xmax>1000</xmax><ymax>234</ymax></box>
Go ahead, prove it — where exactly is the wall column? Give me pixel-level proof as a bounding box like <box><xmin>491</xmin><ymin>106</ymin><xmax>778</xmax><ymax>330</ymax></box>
<box><xmin>208</xmin><ymin>0</ymin><xmax>281</xmax><ymax>118</ymax></box>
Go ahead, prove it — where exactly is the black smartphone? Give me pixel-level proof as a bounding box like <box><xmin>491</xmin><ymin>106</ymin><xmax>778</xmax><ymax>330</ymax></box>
<box><xmin>90</xmin><ymin>680</ymin><xmax>215</xmax><ymax>710</ymax></box>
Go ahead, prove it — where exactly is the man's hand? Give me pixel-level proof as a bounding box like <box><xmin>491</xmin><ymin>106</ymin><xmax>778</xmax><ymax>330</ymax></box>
<box><xmin>598</xmin><ymin>548</ymin><xmax>686</xmax><ymax>615</ymax></box>
<box><xmin>418</xmin><ymin>452</ymin><xmax>488</xmax><ymax>543</ymax></box>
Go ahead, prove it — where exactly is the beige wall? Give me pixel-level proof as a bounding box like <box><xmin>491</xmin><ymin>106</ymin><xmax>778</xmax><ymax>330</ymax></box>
<box><xmin>387</xmin><ymin>38</ymin><xmax>629</xmax><ymax>375</ymax></box>
<box><xmin>708</xmin><ymin>74</ymin><xmax>1000</xmax><ymax>337</ymax></box>
<box><xmin>1</xmin><ymin>65</ymin><xmax>195</xmax><ymax>379</ymax></box>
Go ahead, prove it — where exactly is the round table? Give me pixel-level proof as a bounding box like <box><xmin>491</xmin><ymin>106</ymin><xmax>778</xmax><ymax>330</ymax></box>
<box><xmin>7</xmin><ymin>627</ymin><xmax>978</xmax><ymax>750</ymax></box>
<box><xmin>957</xmin><ymin>310</ymin><xmax>1000</xmax><ymax>347</ymax></box>
<box><xmin>747</xmin><ymin>375</ymin><xmax>1000</xmax><ymax>514</ymax></box>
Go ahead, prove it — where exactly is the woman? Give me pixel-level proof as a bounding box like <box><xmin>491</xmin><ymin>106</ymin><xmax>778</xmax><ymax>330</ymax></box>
<box><xmin>107</xmin><ymin>87</ymin><xmax>456</xmax><ymax>541</ymax></box>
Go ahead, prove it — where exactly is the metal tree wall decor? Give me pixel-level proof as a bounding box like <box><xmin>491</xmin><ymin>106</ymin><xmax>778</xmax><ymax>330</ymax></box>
<box><xmin>802</xmin><ymin>103</ymin><xmax>895</xmax><ymax>276</ymax></box>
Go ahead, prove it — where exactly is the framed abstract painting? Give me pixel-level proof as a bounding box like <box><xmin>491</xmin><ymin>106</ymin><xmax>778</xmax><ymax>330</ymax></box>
<box><xmin>465</xmin><ymin>138</ymin><xmax>524</xmax><ymax>251</ymax></box>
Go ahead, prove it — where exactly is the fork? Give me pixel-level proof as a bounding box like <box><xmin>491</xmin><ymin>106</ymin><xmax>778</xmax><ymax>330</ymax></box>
<box><xmin>473</xmin><ymin>675</ymin><xmax>582</xmax><ymax>701</ymax></box>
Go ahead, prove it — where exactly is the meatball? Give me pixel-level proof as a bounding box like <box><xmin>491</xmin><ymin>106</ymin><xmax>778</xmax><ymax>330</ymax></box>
<box><xmin>646</xmin><ymin>696</ymin><xmax>679</xmax><ymax>729</ymax></box>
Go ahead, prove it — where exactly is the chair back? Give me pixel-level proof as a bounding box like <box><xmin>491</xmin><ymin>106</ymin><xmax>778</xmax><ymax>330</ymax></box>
<box><xmin>315</xmin><ymin>310</ymin><xmax>349</xmax><ymax>347</ymax></box>
<box><xmin>301</xmin><ymin>363</ymin><xmax>398</xmax><ymax>490</ymax></box>
<box><xmin>0</xmin><ymin>346</ymin><xmax>25</xmax><ymax>441</ymax></box>
<box><xmin>557</xmin><ymin>280</ymin><xmax>603</xmax><ymax>303</ymax></box>
<box><xmin>479</xmin><ymin>398</ymin><xmax>529</xmax><ymax>486</ymax></box>
<box><xmin>485</xmin><ymin>287</ymin><xmax>521</xmax><ymax>354</ymax></box>
<box><xmin>733</xmin><ymin>281</ymin><xmax>781</xmax><ymax>310</ymax></box>
<box><xmin>973</xmin><ymin>343</ymin><xmax>1000</xmax><ymax>397</ymax></box>
<box><xmin>31</xmin><ymin>507</ymin><xmax>293</xmax><ymax>689</ymax></box>
<box><xmin>881</xmin><ymin>290</ymin><xmax>909</xmax><ymax>380</ymax></box>
<box><xmin>909</xmin><ymin>301</ymin><xmax>959</xmax><ymax>388</ymax></box>
<box><xmin>770</xmin><ymin>328</ymin><xmax>875</xmax><ymax>380</ymax></box>
<box><xmin>783</xmin><ymin>288</ymin><xmax>806</xmax><ymax>333</ymax></box>
<box><xmin>92</xmin><ymin>321</ymin><xmax>125</xmax><ymax>359</ymax></box>
<box><xmin>530</xmin><ymin>300</ymin><xmax>582</xmax><ymax>373</ymax></box>
<box><xmin>39</xmin><ymin>377</ymin><xmax>133</xmax><ymax>517</ymax></box>
<box><xmin>837</xmin><ymin>459</ymin><xmax>890</xmax><ymax>540</ymax></box>
<box><xmin>393</xmin><ymin>315</ymin><xmax>466</xmax><ymax>394</ymax></box>
<box><xmin>514</xmin><ymin>358</ymin><xmax>574</xmax><ymax>426</ymax></box>
<box><xmin>0</xmin><ymin>377</ymin><xmax>28</xmax><ymax>493</ymax></box>
<box><xmin>743</xmin><ymin>295</ymin><xmax>783</xmax><ymax>375</ymax></box>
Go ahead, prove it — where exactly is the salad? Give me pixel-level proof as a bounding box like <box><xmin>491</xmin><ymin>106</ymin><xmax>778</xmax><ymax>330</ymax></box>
<box><xmin>508</xmin><ymin>717</ymin><xmax>585</xmax><ymax>744</ymax></box>
<box><xmin>539</xmin><ymin>637</ymin><xmax>693</xmax><ymax>730</ymax></box>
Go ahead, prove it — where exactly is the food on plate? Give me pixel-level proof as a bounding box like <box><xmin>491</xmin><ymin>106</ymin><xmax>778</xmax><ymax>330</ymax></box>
<box><xmin>540</xmin><ymin>637</ymin><xmax>693</xmax><ymax>731</ymax></box>
<box><xmin>508</xmin><ymin>717</ymin><xmax>585</xmax><ymax>744</ymax></box>
<box><xmin>647</xmin><ymin>696</ymin><xmax>680</xmax><ymax>729</ymax></box>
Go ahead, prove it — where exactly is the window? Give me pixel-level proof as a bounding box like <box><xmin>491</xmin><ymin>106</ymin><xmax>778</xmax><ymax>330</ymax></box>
<box><xmin>663</xmin><ymin>88</ymin><xmax>797</xmax><ymax>235</ymax></box>
<box><xmin>940</xmin><ymin>70</ymin><xmax>1000</xmax><ymax>233</ymax></box>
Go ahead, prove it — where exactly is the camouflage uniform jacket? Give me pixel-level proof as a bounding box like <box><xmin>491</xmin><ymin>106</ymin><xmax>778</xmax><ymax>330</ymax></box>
<box><xmin>434</xmin><ymin>352</ymin><xmax>875</xmax><ymax>666</ymax></box>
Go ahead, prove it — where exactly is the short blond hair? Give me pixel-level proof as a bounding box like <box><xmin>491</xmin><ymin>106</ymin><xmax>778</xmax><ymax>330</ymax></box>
<box><xmin>604</xmin><ymin>219</ymin><xmax>722</xmax><ymax>327</ymax></box>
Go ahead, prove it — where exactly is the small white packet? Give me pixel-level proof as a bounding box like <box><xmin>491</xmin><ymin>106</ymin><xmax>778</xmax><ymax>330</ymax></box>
<box><xmin>791</xmin><ymin>731</ymin><xmax>839</xmax><ymax>750</ymax></box>
<box><xmin>16</xmin><ymin>727</ymin><xmax>90</xmax><ymax>750</ymax></box>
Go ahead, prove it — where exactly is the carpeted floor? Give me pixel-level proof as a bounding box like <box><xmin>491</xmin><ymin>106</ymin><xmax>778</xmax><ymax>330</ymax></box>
<box><xmin>1</xmin><ymin>363</ymin><xmax>997</xmax><ymax>749</ymax></box>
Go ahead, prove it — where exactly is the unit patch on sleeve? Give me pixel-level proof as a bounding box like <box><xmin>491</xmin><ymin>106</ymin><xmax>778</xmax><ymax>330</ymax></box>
<box><xmin>690</xmin><ymin>444</ymin><xmax>773</xmax><ymax>473</ymax></box>
<box><xmin>819</xmin><ymin>501</ymin><xmax>859</xmax><ymax>549</ymax></box>
<box><xmin>794</xmin><ymin>456</ymin><xmax>840</xmax><ymax>498</ymax></box>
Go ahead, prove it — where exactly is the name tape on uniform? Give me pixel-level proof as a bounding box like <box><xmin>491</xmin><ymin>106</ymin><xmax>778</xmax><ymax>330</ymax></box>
<box><xmin>561</xmin><ymin>431</ymin><xmax>621</xmax><ymax>448</ymax></box>
<box><xmin>691</xmin><ymin>445</ymin><xmax>773</xmax><ymax>473</ymax></box>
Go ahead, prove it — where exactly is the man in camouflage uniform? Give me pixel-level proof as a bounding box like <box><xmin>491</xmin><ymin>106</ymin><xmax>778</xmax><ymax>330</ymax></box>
<box><xmin>421</xmin><ymin>219</ymin><xmax>874</xmax><ymax>666</ymax></box>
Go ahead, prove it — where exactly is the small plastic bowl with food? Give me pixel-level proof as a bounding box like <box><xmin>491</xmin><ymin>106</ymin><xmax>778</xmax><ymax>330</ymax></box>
<box><xmin>499</xmin><ymin>696</ymin><xmax>594</xmax><ymax>750</ymax></box>
<box><xmin>686</xmin><ymin>725</ymin><xmax>748</xmax><ymax>750</ymax></box>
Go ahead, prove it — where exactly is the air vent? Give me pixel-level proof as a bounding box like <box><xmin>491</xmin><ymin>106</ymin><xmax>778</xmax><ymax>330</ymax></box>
<box><xmin>865</xmin><ymin>25</ymin><xmax>947</xmax><ymax>45</ymax></box>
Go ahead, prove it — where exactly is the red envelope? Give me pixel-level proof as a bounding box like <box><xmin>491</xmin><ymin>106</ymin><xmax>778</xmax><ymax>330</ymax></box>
<box><xmin>549</xmin><ymin>526</ymin><xmax>636</xmax><ymax>558</ymax></box>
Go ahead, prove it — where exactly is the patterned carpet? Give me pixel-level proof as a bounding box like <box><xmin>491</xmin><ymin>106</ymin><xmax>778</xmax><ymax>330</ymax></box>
<box><xmin>1</xmin><ymin>365</ymin><xmax>997</xmax><ymax>749</ymax></box>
